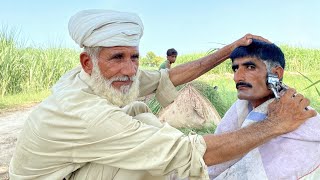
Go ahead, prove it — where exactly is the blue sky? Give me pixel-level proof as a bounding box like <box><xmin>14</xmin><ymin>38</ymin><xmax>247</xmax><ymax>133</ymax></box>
<box><xmin>1</xmin><ymin>0</ymin><xmax>319</xmax><ymax>56</ymax></box>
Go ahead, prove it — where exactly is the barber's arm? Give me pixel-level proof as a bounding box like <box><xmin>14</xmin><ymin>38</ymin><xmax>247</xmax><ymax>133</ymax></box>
<box><xmin>168</xmin><ymin>34</ymin><xmax>270</xmax><ymax>86</ymax></box>
<box><xmin>202</xmin><ymin>88</ymin><xmax>317</xmax><ymax>166</ymax></box>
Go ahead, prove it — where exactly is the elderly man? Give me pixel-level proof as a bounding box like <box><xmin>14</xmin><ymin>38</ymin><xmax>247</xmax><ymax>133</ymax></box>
<box><xmin>10</xmin><ymin>10</ymin><xmax>316</xmax><ymax>180</ymax></box>
<box><xmin>208</xmin><ymin>39</ymin><xmax>320</xmax><ymax>179</ymax></box>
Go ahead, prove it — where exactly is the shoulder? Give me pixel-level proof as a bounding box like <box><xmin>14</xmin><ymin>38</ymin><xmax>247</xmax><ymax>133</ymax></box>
<box><xmin>282</xmin><ymin>110</ymin><xmax>320</xmax><ymax>140</ymax></box>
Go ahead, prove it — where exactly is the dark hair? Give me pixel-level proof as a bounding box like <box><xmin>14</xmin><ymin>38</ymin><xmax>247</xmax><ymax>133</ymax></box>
<box><xmin>230</xmin><ymin>39</ymin><xmax>285</xmax><ymax>69</ymax></box>
<box><xmin>167</xmin><ymin>48</ymin><xmax>178</xmax><ymax>56</ymax></box>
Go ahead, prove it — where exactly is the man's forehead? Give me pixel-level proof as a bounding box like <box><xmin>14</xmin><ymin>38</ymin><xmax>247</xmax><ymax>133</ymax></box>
<box><xmin>100</xmin><ymin>46</ymin><xmax>139</xmax><ymax>53</ymax></box>
<box><xmin>102</xmin><ymin>46</ymin><xmax>139</xmax><ymax>50</ymax></box>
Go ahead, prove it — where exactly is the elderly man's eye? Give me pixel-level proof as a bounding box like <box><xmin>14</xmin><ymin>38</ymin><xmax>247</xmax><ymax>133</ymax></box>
<box><xmin>109</xmin><ymin>53</ymin><xmax>124</xmax><ymax>60</ymax></box>
<box><xmin>114</xmin><ymin>54</ymin><xmax>123</xmax><ymax>59</ymax></box>
<box><xmin>132</xmin><ymin>54</ymin><xmax>139</xmax><ymax>61</ymax></box>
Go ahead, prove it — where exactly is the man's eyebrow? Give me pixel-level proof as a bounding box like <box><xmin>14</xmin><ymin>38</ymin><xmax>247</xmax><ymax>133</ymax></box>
<box><xmin>110</xmin><ymin>52</ymin><xmax>124</xmax><ymax>59</ymax></box>
<box><xmin>242</xmin><ymin>61</ymin><xmax>256</xmax><ymax>66</ymax></box>
<box><xmin>231</xmin><ymin>60</ymin><xmax>256</xmax><ymax>70</ymax></box>
<box><xmin>132</xmin><ymin>53</ymin><xmax>139</xmax><ymax>58</ymax></box>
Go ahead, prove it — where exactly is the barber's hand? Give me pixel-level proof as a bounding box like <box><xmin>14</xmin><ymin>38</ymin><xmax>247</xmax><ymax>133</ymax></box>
<box><xmin>230</xmin><ymin>33</ymin><xmax>271</xmax><ymax>51</ymax></box>
<box><xmin>267</xmin><ymin>88</ymin><xmax>317</xmax><ymax>134</ymax></box>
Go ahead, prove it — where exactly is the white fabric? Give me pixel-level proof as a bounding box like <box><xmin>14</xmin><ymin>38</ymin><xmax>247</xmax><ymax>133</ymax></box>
<box><xmin>208</xmin><ymin>99</ymin><xmax>320</xmax><ymax>180</ymax></box>
<box><xmin>68</xmin><ymin>9</ymin><xmax>144</xmax><ymax>48</ymax></box>
<box><xmin>9</xmin><ymin>67</ymin><xmax>209</xmax><ymax>180</ymax></box>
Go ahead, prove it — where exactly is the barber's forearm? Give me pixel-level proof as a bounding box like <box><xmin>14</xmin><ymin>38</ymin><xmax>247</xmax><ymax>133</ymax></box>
<box><xmin>168</xmin><ymin>33</ymin><xmax>272</xmax><ymax>86</ymax></box>
<box><xmin>168</xmin><ymin>44</ymin><xmax>235</xmax><ymax>86</ymax></box>
<box><xmin>202</xmin><ymin>119</ymin><xmax>281</xmax><ymax>166</ymax></box>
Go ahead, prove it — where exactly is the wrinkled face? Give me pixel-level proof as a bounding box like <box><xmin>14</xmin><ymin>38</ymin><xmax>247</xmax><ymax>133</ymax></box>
<box><xmin>97</xmin><ymin>46</ymin><xmax>139</xmax><ymax>90</ymax></box>
<box><xmin>88</xmin><ymin>46</ymin><xmax>140</xmax><ymax>107</ymax></box>
<box><xmin>167</xmin><ymin>55</ymin><xmax>177</xmax><ymax>64</ymax></box>
<box><xmin>232</xmin><ymin>57</ymin><xmax>273</xmax><ymax>107</ymax></box>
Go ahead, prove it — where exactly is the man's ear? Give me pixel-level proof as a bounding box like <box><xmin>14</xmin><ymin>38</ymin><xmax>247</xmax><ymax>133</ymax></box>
<box><xmin>271</xmin><ymin>66</ymin><xmax>284</xmax><ymax>80</ymax></box>
<box><xmin>80</xmin><ymin>52</ymin><xmax>93</xmax><ymax>75</ymax></box>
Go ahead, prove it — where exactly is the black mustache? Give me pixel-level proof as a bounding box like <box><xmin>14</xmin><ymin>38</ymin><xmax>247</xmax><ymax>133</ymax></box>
<box><xmin>236</xmin><ymin>82</ymin><xmax>253</xmax><ymax>89</ymax></box>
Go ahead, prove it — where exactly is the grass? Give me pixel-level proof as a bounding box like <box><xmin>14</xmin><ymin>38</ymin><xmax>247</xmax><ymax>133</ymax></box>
<box><xmin>0</xmin><ymin>90</ymin><xmax>50</xmax><ymax>113</ymax></box>
<box><xmin>284</xmin><ymin>72</ymin><xmax>320</xmax><ymax>111</ymax></box>
<box><xmin>0</xmin><ymin>31</ymin><xmax>79</xmax><ymax>97</ymax></box>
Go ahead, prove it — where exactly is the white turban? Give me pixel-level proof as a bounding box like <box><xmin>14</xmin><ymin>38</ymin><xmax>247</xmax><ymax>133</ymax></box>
<box><xmin>68</xmin><ymin>9</ymin><xmax>144</xmax><ymax>48</ymax></box>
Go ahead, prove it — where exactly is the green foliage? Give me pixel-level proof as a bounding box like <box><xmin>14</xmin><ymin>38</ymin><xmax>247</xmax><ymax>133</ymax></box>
<box><xmin>281</xmin><ymin>45</ymin><xmax>320</xmax><ymax>72</ymax></box>
<box><xmin>0</xmin><ymin>90</ymin><xmax>50</xmax><ymax>111</ymax></box>
<box><xmin>298</xmin><ymin>72</ymin><xmax>320</xmax><ymax>97</ymax></box>
<box><xmin>179</xmin><ymin>125</ymin><xmax>216</xmax><ymax>135</ymax></box>
<box><xmin>146</xmin><ymin>97</ymin><xmax>162</xmax><ymax>115</ymax></box>
<box><xmin>0</xmin><ymin>32</ymin><xmax>79</xmax><ymax>97</ymax></box>
<box><xmin>140</xmin><ymin>51</ymin><xmax>164</xmax><ymax>67</ymax></box>
<box><xmin>177</xmin><ymin>53</ymin><xmax>234</xmax><ymax>74</ymax></box>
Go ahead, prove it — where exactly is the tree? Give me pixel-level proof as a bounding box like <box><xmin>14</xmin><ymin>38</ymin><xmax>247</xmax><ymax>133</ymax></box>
<box><xmin>140</xmin><ymin>51</ymin><xmax>164</xmax><ymax>67</ymax></box>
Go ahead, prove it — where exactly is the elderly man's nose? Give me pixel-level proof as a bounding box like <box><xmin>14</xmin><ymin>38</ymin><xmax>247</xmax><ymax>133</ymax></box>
<box><xmin>122</xmin><ymin>60</ymin><xmax>137</xmax><ymax>76</ymax></box>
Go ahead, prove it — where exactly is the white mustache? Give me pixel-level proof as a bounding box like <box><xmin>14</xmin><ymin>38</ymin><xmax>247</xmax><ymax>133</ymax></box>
<box><xmin>109</xmin><ymin>75</ymin><xmax>136</xmax><ymax>82</ymax></box>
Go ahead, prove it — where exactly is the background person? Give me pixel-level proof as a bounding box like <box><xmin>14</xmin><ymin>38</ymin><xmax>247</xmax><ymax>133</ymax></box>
<box><xmin>159</xmin><ymin>48</ymin><xmax>178</xmax><ymax>69</ymax></box>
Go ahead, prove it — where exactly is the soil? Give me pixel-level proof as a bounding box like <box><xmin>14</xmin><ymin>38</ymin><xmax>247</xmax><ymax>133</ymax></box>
<box><xmin>0</xmin><ymin>105</ymin><xmax>35</xmax><ymax>180</ymax></box>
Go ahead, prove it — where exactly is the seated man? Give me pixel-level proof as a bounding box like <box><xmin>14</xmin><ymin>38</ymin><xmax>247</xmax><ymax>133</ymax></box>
<box><xmin>9</xmin><ymin>9</ymin><xmax>316</xmax><ymax>180</ymax></box>
<box><xmin>159</xmin><ymin>48</ymin><xmax>178</xmax><ymax>69</ymax></box>
<box><xmin>208</xmin><ymin>39</ymin><xmax>320</xmax><ymax>179</ymax></box>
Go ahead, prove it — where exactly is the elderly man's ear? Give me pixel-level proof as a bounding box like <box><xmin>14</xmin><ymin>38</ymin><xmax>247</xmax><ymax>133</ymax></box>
<box><xmin>271</xmin><ymin>66</ymin><xmax>284</xmax><ymax>80</ymax></box>
<box><xmin>80</xmin><ymin>52</ymin><xmax>94</xmax><ymax>75</ymax></box>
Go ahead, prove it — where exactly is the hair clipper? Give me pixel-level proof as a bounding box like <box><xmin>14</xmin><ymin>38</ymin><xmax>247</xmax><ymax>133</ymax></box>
<box><xmin>267</xmin><ymin>73</ymin><xmax>287</xmax><ymax>99</ymax></box>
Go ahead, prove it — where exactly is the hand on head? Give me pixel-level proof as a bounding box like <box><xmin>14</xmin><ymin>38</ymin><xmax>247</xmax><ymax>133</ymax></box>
<box><xmin>231</xmin><ymin>33</ymin><xmax>272</xmax><ymax>51</ymax></box>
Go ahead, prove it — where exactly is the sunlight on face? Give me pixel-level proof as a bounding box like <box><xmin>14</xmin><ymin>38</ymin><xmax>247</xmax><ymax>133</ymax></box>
<box><xmin>89</xmin><ymin>57</ymin><xmax>140</xmax><ymax>107</ymax></box>
<box><xmin>232</xmin><ymin>57</ymin><xmax>272</xmax><ymax>107</ymax></box>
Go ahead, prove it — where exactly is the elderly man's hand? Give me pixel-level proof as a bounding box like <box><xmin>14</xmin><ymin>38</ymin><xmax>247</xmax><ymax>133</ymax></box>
<box><xmin>267</xmin><ymin>88</ymin><xmax>317</xmax><ymax>134</ymax></box>
<box><xmin>230</xmin><ymin>34</ymin><xmax>271</xmax><ymax>51</ymax></box>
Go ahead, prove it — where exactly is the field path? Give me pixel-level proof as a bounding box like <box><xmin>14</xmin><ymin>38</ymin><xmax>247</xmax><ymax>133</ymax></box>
<box><xmin>0</xmin><ymin>105</ymin><xmax>35</xmax><ymax>180</ymax></box>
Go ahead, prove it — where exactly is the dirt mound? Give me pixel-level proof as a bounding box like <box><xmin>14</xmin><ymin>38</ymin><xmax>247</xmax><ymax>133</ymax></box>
<box><xmin>158</xmin><ymin>84</ymin><xmax>221</xmax><ymax>128</ymax></box>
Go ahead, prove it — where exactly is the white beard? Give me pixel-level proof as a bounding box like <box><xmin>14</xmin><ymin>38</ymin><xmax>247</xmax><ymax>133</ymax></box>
<box><xmin>89</xmin><ymin>59</ymin><xmax>140</xmax><ymax>107</ymax></box>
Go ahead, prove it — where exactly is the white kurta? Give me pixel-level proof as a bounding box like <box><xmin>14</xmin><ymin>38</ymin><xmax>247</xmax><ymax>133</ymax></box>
<box><xmin>9</xmin><ymin>67</ymin><xmax>208</xmax><ymax>180</ymax></box>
